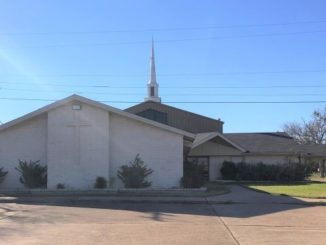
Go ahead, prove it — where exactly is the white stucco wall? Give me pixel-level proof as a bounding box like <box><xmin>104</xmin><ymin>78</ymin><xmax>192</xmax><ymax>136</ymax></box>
<box><xmin>47</xmin><ymin>102</ymin><xmax>109</xmax><ymax>189</ymax></box>
<box><xmin>189</xmin><ymin>140</ymin><xmax>242</xmax><ymax>156</ymax></box>
<box><xmin>109</xmin><ymin>114</ymin><xmax>183</xmax><ymax>188</ymax></box>
<box><xmin>1</xmin><ymin>100</ymin><xmax>184</xmax><ymax>189</ymax></box>
<box><xmin>0</xmin><ymin>114</ymin><xmax>47</xmax><ymax>188</ymax></box>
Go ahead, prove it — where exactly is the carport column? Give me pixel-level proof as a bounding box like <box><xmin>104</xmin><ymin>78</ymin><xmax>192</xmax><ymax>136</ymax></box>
<box><xmin>108</xmin><ymin>112</ymin><xmax>111</xmax><ymax>186</ymax></box>
<box><xmin>320</xmin><ymin>160</ymin><xmax>326</xmax><ymax>178</ymax></box>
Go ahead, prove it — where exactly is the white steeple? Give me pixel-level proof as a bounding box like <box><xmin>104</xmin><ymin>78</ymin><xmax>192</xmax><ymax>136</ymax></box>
<box><xmin>145</xmin><ymin>39</ymin><xmax>161</xmax><ymax>103</ymax></box>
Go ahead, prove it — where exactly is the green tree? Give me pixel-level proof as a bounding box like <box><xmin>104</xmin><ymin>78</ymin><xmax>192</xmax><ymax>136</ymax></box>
<box><xmin>117</xmin><ymin>154</ymin><xmax>153</xmax><ymax>188</ymax></box>
<box><xmin>0</xmin><ymin>167</ymin><xmax>8</xmax><ymax>185</ymax></box>
<box><xmin>15</xmin><ymin>160</ymin><xmax>47</xmax><ymax>188</ymax></box>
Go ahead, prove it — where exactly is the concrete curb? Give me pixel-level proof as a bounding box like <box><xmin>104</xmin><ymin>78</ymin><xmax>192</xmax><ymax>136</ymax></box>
<box><xmin>0</xmin><ymin>195</ymin><xmax>325</xmax><ymax>206</ymax></box>
<box><xmin>0</xmin><ymin>187</ymin><xmax>207</xmax><ymax>197</ymax></box>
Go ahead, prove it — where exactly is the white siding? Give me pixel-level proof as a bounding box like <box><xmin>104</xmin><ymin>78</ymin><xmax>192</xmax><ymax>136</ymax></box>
<box><xmin>47</xmin><ymin>102</ymin><xmax>109</xmax><ymax>189</ymax></box>
<box><xmin>0</xmin><ymin>101</ymin><xmax>184</xmax><ymax>189</ymax></box>
<box><xmin>189</xmin><ymin>141</ymin><xmax>241</xmax><ymax>156</ymax></box>
<box><xmin>0</xmin><ymin>115</ymin><xmax>47</xmax><ymax>188</ymax></box>
<box><xmin>109</xmin><ymin>114</ymin><xmax>183</xmax><ymax>188</ymax></box>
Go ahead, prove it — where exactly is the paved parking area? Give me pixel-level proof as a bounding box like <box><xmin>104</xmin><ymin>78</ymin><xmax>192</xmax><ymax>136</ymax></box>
<box><xmin>0</xmin><ymin>202</ymin><xmax>235</xmax><ymax>245</ymax></box>
<box><xmin>0</xmin><ymin>186</ymin><xmax>325</xmax><ymax>245</ymax></box>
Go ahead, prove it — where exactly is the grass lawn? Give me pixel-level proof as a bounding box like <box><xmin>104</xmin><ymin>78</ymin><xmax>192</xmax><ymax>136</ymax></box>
<box><xmin>247</xmin><ymin>182</ymin><xmax>326</xmax><ymax>199</ymax></box>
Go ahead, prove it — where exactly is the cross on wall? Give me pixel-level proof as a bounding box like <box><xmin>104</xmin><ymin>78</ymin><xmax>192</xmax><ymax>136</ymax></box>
<box><xmin>65</xmin><ymin>110</ymin><xmax>90</xmax><ymax>164</ymax></box>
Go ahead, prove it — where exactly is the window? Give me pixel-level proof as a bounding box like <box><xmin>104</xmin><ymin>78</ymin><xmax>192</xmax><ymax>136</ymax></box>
<box><xmin>150</xmin><ymin>86</ymin><xmax>155</xmax><ymax>96</ymax></box>
<box><xmin>137</xmin><ymin>109</ymin><xmax>168</xmax><ymax>124</ymax></box>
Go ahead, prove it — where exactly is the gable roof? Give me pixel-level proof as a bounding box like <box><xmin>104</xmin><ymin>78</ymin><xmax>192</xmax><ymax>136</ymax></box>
<box><xmin>0</xmin><ymin>94</ymin><xmax>195</xmax><ymax>139</ymax></box>
<box><xmin>125</xmin><ymin>101</ymin><xmax>224</xmax><ymax>133</ymax></box>
<box><xmin>192</xmin><ymin>132</ymin><xmax>326</xmax><ymax>157</ymax></box>
<box><xmin>192</xmin><ymin>132</ymin><xmax>247</xmax><ymax>152</ymax></box>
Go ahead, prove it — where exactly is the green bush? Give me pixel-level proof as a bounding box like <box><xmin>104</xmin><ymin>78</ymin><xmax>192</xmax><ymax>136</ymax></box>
<box><xmin>117</xmin><ymin>154</ymin><xmax>153</xmax><ymax>188</ymax></box>
<box><xmin>220</xmin><ymin>161</ymin><xmax>237</xmax><ymax>180</ymax></box>
<box><xmin>220</xmin><ymin>160</ymin><xmax>313</xmax><ymax>181</ymax></box>
<box><xmin>0</xmin><ymin>167</ymin><xmax>8</xmax><ymax>184</ymax></box>
<box><xmin>56</xmin><ymin>183</ymin><xmax>65</xmax><ymax>189</ymax></box>
<box><xmin>15</xmin><ymin>160</ymin><xmax>47</xmax><ymax>188</ymax></box>
<box><xmin>181</xmin><ymin>160</ymin><xmax>206</xmax><ymax>188</ymax></box>
<box><xmin>94</xmin><ymin>176</ymin><xmax>107</xmax><ymax>189</ymax></box>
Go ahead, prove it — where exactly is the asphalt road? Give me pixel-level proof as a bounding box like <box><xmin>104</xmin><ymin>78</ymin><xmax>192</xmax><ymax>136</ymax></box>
<box><xmin>0</xmin><ymin>186</ymin><xmax>325</xmax><ymax>245</ymax></box>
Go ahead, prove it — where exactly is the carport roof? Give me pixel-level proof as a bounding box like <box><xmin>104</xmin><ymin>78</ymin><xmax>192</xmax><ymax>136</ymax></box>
<box><xmin>193</xmin><ymin>132</ymin><xmax>326</xmax><ymax>157</ymax></box>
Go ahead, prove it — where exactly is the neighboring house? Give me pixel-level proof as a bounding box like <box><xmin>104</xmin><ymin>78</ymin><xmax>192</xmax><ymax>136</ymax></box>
<box><xmin>188</xmin><ymin>132</ymin><xmax>326</xmax><ymax>180</ymax></box>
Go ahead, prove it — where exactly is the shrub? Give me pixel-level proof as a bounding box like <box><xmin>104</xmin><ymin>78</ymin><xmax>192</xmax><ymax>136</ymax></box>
<box><xmin>109</xmin><ymin>177</ymin><xmax>115</xmax><ymax>188</ymax></box>
<box><xmin>15</xmin><ymin>160</ymin><xmax>47</xmax><ymax>188</ymax></box>
<box><xmin>0</xmin><ymin>167</ymin><xmax>8</xmax><ymax>184</ymax></box>
<box><xmin>56</xmin><ymin>183</ymin><xmax>65</xmax><ymax>189</ymax></box>
<box><xmin>181</xmin><ymin>160</ymin><xmax>206</xmax><ymax>188</ymax></box>
<box><xmin>117</xmin><ymin>154</ymin><xmax>153</xmax><ymax>188</ymax></box>
<box><xmin>220</xmin><ymin>160</ymin><xmax>313</xmax><ymax>181</ymax></box>
<box><xmin>220</xmin><ymin>161</ymin><xmax>237</xmax><ymax>180</ymax></box>
<box><xmin>94</xmin><ymin>176</ymin><xmax>107</xmax><ymax>189</ymax></box>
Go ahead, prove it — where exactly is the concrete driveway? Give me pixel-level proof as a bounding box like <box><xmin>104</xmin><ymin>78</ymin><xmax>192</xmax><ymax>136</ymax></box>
<box><xmin>0</xmin><ymin>185</ymin><xmax>325</xmax><ymax>245</ymax></box>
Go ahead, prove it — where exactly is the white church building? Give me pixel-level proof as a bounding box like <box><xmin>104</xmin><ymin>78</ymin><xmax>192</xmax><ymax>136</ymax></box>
<box><xmin>0</xmin><ymin>43</ymin><xmax>325</xmax><ymax>189</ymax></box>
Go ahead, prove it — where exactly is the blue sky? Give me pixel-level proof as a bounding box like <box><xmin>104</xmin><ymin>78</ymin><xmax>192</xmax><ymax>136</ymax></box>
<box><xmin>0</xmin><ymin>0</ymin><xmax>326</xmax><ymax>132</ymax></box>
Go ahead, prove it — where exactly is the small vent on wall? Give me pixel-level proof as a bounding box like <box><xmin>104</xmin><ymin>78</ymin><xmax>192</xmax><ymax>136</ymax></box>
<box><xmin>72</xmin><ymin>104</ymin><xmax>82</xmax><ymax>110</ymax></box>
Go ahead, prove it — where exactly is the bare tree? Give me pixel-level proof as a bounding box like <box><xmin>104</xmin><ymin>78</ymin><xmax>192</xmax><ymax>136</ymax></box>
<box><xmin>283</xmin><ymin>107</ymin><xmax>326</xmax><ymax>144</ymax></box>
<box><xmin>283</xmin><ymin>107</ymin><xmax>326</xmax><ymax>178</ymax></box>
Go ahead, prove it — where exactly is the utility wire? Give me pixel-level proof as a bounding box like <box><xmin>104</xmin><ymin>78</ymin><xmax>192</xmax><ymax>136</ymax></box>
<box><xmin>1</xmin><ymin>83</ymin><xmax>326</xmax><ymax>89</ymax></box>
<box><xmin>1</xmin><ymin>87</ymin><xmax>326</xmax><ymax>97</ymax></box>
<box><xmin>1</xmin><ymin>69</ymin><xmax>326</xmax><ymax>78</ymax></box>
<box><xmin>2</xmin><ymin>30</ymin><xmax>326</xmax><ymax>49</ymax></box>
<box><xmin>0</xmin><ymin>97</ymin><xmax>325</xmax><ymax>104</ymax></box>
<box><xmin>1</xmin><ymin>19</ymin><xmax>326</xmax><ymax>35</ymax></box>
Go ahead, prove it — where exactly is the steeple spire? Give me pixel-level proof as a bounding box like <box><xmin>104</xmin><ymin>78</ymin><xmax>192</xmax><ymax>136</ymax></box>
<box><xmin>145</xmin><ymin>39</ymin><xmax>161</xmax><ymax>103</ymax></box>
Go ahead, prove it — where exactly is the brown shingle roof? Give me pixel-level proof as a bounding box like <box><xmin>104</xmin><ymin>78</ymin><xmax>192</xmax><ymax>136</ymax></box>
<box><xmin>224</xmin><ymin>132</ymin><xmax>298</xmax><ymax>154</ymax></box>
<box><xmin>224</xmin><ymin>132</ymin><xmax>326</xmax><ymax>156</ymax></box>
<box><xmin>125</xmin><ymin>101</ymin><xmax>223</xmax><ymax>134</ymax></box>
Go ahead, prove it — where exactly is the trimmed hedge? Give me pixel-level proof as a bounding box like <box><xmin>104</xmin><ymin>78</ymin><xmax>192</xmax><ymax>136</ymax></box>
<box><xmin>220</xmin><ymin>161</ymin><xmax>314</xmax><ymax>181</ymax></box>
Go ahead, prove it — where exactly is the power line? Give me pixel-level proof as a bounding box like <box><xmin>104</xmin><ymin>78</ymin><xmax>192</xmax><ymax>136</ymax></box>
<box><xmin>1</xmin><ymin>19</ymin><xmax>326</xmax><ymax>35</ymax></box>
<box><xmin>1</xmin><ymin>83</ymin><xmax>326</xmax><ymax>89</ymax></box>
<box><xmin>1</xmin><ymin>69</ymin><xmax>326</xmax><ymax>78</ymax></box>
<box><xmin>2</xmin><ymin>87</ymin><xmax>326</xmax><ymax>97</ymax></box>
<box><xmin>2</xmin><ymin>30</ymin><xmax>326</xmax><ymax>49</ymax></box>
<box><xmin>0</xmin><ymin>97</ymin><xmax>325</xmax><ymax>104</ymax></box>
